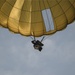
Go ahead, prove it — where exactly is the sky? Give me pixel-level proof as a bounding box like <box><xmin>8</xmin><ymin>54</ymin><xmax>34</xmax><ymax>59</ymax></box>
<box><xmin>0</xmin><ymin>22</ymin><xmax>75</xmax><ymax>75</ymax></box>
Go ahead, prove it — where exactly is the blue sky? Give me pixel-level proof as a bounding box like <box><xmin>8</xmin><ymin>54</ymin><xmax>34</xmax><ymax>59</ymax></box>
<box><xmin>0</xmin><ymin>22</ymin><xmax>75</xmax><ymax>75</ymax></box>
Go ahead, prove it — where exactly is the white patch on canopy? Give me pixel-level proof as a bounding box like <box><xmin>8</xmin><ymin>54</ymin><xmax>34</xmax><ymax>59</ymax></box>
<box><xmin>42</xmin><ymin>9</ymin><xmax>54</xmax><ymax>32</ymax></box>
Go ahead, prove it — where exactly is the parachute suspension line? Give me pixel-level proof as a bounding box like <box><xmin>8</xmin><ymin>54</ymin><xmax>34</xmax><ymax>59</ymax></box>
<box><xmin>30</xmin><ymin>36</ymin><xmax>34</xmax><ymax>40</ymax></box>
<box><xmin>30</xmin><ymin>36</ymin><xmax>36</xmax><ymax>41</ymax></box>
<box><xmin>34</xmin><ymin>36</ymin><xmax>36</xmax><ymax>41</ymax></box>
<box><xmin>41</xmin><ymin>36</ymin><xmax>45</xmax><ymax>42</ymax></box>
<box><xmin>43</xmin><ymin>35</ymin><xmax>51</xmax><ymax>41</ymax></box>
<box><xmin>32</xmin><ymin>31</ymin><xmax>36</xmax><ymax>41</ymax></box>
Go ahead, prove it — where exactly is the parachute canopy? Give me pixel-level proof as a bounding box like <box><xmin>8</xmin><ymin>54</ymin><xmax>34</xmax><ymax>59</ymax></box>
<box><xmin>0</xmin><ymin>0</ymin><xmax>75</xmax><ymax>37</ymax></box>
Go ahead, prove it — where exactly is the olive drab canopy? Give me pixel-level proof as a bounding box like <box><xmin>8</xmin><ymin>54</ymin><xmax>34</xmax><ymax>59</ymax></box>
<box><xmin>0</xmin><ymin>0</ymin><xmax>75</xmax><ymax>37</ymax></box>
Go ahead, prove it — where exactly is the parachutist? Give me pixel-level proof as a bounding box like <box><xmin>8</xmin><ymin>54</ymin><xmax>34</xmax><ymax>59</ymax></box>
<box><xmin>31</xmin><ymin>40</ymin><xmax>44</xmax><ymax>51</ymax></box>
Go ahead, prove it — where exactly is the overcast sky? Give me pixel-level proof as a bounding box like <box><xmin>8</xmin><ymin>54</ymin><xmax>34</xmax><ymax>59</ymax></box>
<box><xmin>0</xmin><ymin>22</ymin><xmax>75</xmax><ymax>75</ymax></box>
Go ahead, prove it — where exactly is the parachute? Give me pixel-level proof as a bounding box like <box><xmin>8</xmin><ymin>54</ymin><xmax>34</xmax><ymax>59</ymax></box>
<box><xmin>0</xmin><ymin>0</ymin><xmax>75</xmax><ymax>37</ymax></box>
<box><xmin>0</xmin><ymin>0</ymin><xmax>75</xmax><ymax>51</ymax></box>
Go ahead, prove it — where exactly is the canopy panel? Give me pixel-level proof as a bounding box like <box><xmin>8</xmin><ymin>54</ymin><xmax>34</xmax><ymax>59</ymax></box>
<box><xmin>0</xmin><ymin>0</ymin><xmax>75</xmax><ymax>37</ymax></box>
